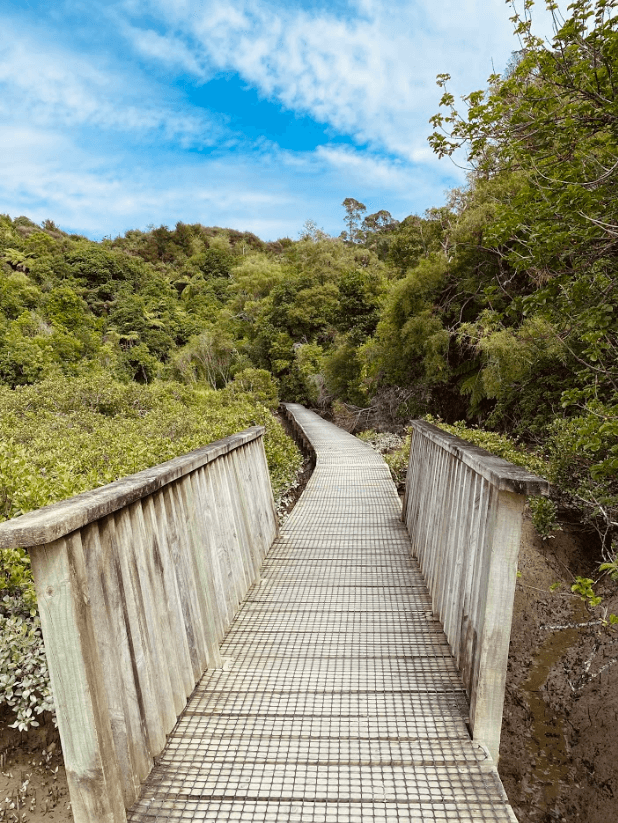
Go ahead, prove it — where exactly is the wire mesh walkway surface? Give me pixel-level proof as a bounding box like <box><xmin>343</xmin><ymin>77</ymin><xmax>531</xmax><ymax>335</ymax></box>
<box><xmin>129</xmin><ymin>405</ymin><xmax>518</xmax><ymax>823</ymax></box>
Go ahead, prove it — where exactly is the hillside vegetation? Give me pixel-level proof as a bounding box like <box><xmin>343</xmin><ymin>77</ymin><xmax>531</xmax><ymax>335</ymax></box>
<box><xmin>0</xmin><ymin>0</ymin><xmax>617</xmax><ymax>736</ymax></box>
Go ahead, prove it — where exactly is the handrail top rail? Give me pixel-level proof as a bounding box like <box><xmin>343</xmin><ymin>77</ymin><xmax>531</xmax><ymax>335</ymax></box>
<box><xmin>0</xmin><ymin>426</ymin><xmax>265</xmax><ymax>549</ymax></box>
<box><xmin>412</xmin><ymin>420</ymin><xmax>551</xmax><ymax>496</ymax></box>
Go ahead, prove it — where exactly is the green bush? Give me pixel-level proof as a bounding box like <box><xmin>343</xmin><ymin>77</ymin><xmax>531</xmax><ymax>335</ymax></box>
<box><xmin>384</xmin><ymin>433</ymin><xmax>412</xmax><ymax>492</ymax></box>
<box><xmin>528</xmin><ymin>497</ymin><xmax>560</xmax><ymax>540</ymax></box>
<box><xmin>0</xmin><ymin>610</ymin><xmax>54</xmax><ymax>731</ymax></box>
<box><xmin>224</xmin><ymin>367</ymin><xmax>279</xmax><ymax>411</ymax></box>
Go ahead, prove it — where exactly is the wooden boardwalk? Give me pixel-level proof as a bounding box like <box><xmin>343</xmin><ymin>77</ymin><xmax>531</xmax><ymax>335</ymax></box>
<box><xmin>129</xmin><ymin>405</ymin><xmax>517</xmax><ymax>822</ymax></box>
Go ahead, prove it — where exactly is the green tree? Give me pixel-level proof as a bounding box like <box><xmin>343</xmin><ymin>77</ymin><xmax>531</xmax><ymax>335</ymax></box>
<box><xmin>341</xmin><ymin>198</ymin><xmax>367</xmax><ymax>244</ymax></box>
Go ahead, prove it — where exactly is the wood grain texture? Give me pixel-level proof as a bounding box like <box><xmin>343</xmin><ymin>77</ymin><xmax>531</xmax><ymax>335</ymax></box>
<box><xmin>468</xmin><ymin>490</ymin><xmax>526</xmax><ymax>761</ymax></box>
<box><xmin>403</xmin><ymin>422</ymin><xmax>543</xmax><ymax>763</ymax></box>
<box><xmin>24</xmin><ymin>430</ymin><xmax>276</xmax><ymax>822</ymax></box>
<box><xmin>193</xmin><ymin>466</ymin><xmax>228</xmax><ymax>642</ymax></box>
<box><xmin>178</xmin><ymin>471</ymin><xmax>222</xmax><ymax>669</ymax></box>
<box><xmin>148</xmin><ymin>491</ymin><xmax>195</xmax><ymax>698</ymax></box>
<box><xmin>31</xmin><ymin>534</ymin><xmax>127</xmax><ymax>823</ymax></box>
<box><xmin>113</xmin><ymin>506</ymin><xmax>167</xmax><ymax>757</ymax></box>
<box><xmin>80</xmin><ymin>519</ymin><xmax>149</xmax><ymax>806</ymax></box>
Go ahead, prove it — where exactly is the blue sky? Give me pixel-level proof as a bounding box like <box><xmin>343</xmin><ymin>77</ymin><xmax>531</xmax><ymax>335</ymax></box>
<box><xmin>1</xmin><ymin>0</ymin><xmax>562</xmax><ymax>241</ymax></box>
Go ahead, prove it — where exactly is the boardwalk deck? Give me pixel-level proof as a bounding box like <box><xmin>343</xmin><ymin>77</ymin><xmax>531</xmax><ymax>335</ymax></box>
<box><xmin>129</xmin><ymin>405</ymin><xmax>517</xmax><ymax>822</ymax></box>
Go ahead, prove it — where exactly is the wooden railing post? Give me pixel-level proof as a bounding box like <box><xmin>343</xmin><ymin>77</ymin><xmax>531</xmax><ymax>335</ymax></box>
<box><xmin>402</xmin><ymin>420</ymin><xmax>550</xmax><ymax>763</ymax></box>
<box><xmin>468</xmin><ymin>489</ymin><xmax>526</xmax><ymax>761</ymax></box>
<box><xmin>31</xmin><ymin>534</ymin><xmax>127</xmax><ymax>823</ymax></box>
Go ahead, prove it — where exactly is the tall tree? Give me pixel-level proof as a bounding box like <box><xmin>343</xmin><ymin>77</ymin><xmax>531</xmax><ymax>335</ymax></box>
<box><xmin>341</xmin><ymin>198</ymin><xmax>367</xmax><ymax>243</ymax></box>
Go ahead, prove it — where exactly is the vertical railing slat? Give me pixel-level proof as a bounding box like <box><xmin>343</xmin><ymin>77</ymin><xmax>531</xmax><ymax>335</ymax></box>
<box><xmin>147</xmin><ymin>490</ymin><xmax>196</xmax><ymax>697</ymax></box>
<box><xmin>193</xmin><ymin>466</ymin><xmax>228</xmax><ymax>641</ymax></box>
<box><xmin>173</xmin><ymin>476</ymin><xmax>218</xmax><ymax>671</ymax></box>
<box><xmin>113</xmin><ymin>506</ymin><xmax>168</xmax><ymax>757</ymax></box>
<box><xmin>138</xmin><ymin>497</ymin><xmax>187</xmax><ymax>716</ymax></box>
<box><xmin>81</xmin><ymin>519</ymin><xmax>149</xmax><ymax>806</ymax></box>
<box><xmin>153</xmin><ymin>486</ymin><xmax>202</xmax><ymax>683</ymax></box>
<box><xmin>31</xmin><ymin>534</ymin><xmax>127</xmax><ymax>823</ymax></box>
<box><xmin>202</xmin><ymin>460</ymin><xmax>238</xmax><ymax>622</ymax></box>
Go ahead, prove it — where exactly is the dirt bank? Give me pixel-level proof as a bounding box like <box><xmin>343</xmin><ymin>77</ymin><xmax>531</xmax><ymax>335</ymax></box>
<box><xmin>500</xmin><ymin>514</ymin><xmax>618</xmax><ymax>823</ymax></box>
<box><xmin>0</xmin><ymin>709</ymin><xmax>70</xmax><ymax>822</ymax></box>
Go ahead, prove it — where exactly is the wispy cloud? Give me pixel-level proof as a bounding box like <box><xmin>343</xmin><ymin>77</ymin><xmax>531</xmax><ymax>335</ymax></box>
<box><xmin>123</xmin><ymin>0</ymin><xmax>525</xmax><ymax>160</ymax></box>
<box><xmin>121</xmin><ymin>24</ymin><xmax>210</xmax><ymax>78</ymax></box>
<box><xmin>0</xmin><ymin>21</ymin><xmax>227</xmax><ymax>148</ymax></box>
<box><xmin>0</xmin><ymin>0</ymin><xmax>567</xmax><ymax>239</ymax></box>
<box><xmin>0</xmin><ymin>123</ymin><xmax>306</xmax><ymax>237</ymax></box>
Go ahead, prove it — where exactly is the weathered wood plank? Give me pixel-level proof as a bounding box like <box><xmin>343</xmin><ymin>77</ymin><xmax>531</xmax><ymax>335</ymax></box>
<box><xmin>215</xmin><ymin>456</ymin><xmax>249</xmax><ymax>603</ymax></box>
<box><xmin>113</xmin><ymin>506</ymin><xmax>167</xmax><ymax>757</ymax></box>
<box><xmin>225</xmin><ymin>449</ymin><xmax>258</xmax><ymax>587</ymax></box>
<box><xmin>193</xmin><ymin>466</ymin><xmax>228</xmax><ymax>642</ymax></box>
<box><xmin>181</xmin><ymin>471</ymin><xmax>224</xmax><ymax>667</ymax></box>
<box><xmin>151</xmin><ymin>487</ymin><xmax>202</xmax><ymax>687</ymax></box>
<box><xmin>140</xmin><ymin>496</ymin><xmax>189</xmax><ymax>710</ymax></box>
<box><xmin>216</xmin><ymin>456</ymin><xmax>244</xmax><ymax>613</ymax></box>
<box><xmin>230</xmin><ymin>446</ymin><xmax>262</xmax><ymax>580</ymax></box>
<box><xmin>251</xmin><ymin>436</ymin><xmax>279</xmax><ymax>550</ymax></box>
<box><xmin>81</xmin><ymin>519</ymin><xmax>150</xmax><ymax>805</ymax></box>
<box><xmin>31</xmin><ymin>534</ymin><xmax>126</xmax><ymax>823</ymax></box>
<box><xmin>201</xmin><ymin>460</ymin><xmax>238</xmax><ymax>623</ymax></box>
<box><xmin>168</xmin><ymin>479</ymin><xmax>212</xmax><ymax>673</ymax></box>
<box><xmin>469</xmin><ymin>489</ymin><xmax>526</xmax><ymax>760</ymax></box>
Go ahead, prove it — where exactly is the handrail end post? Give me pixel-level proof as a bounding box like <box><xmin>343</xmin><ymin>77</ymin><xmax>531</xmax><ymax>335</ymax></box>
<box><xmin>31</xmin><ymin>534</ymin><xmax>127</xmax><ymax>823</ymax></box>
<box><xmin>468</xmin><ymin>489</ymin><xmax>526</xmax><ymax>767</ymax></box>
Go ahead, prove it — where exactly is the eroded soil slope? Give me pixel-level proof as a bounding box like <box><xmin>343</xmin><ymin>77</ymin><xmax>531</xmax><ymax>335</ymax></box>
<box><xmin>500</xmin><ymin>517</ymin><xmax>618</xmax><ymax>823</ymax></box>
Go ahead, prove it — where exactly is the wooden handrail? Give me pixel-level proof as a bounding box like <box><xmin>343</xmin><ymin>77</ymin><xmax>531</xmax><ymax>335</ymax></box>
<box><xmin>407</xmin><ymin>421</ymin><xmax>550</xmax><ymax>496</ymax></box>
<box><xmin>402</xmin><ymin>421</ymin><xmax>550</xmax><ymax>763</ymax></box>
<box><xmin>0</xmin><ymin>427</ymin><xmax>278</xmax><ymax>823</ymax></box>
<box><xmin>0</xmin><ymin>427</ymin><xmax>265</xmax><ymax>547</ymax></box>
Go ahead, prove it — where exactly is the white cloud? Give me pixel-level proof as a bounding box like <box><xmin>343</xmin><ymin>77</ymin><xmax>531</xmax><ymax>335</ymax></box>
<box><xmin>316</xmin><ymin>146</ymin><xmax>418</xmax><ymax>190</ymax></box>
<box><xmin>0</xmin><ymin>22</ymin><xmax>226</xmax><ymax>148</ymax></box>
<box><xmin>0</xmin><ymin>0</ymin><xmax>568</xmax><ymax>240</ymax></box>
<box><xmin>0</xmin><ymin>122</ymin><xmax>306</xmax><ymax>237</ymax></box>
<box><xmin>121</xmin><ymin>24</ymin><xmax>210</xmax><ymax>77</ymax></box>
<box><xmin>122</xmin><ymin>0</ymin><xmax>530</xmax><ymax>161</ymax></box>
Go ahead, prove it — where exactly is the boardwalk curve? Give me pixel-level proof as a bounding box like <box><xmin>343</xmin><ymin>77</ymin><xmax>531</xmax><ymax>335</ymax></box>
<box><xmin>129</xmin><ymin>404</ymin><xmax>517</xmax><ymax>822</ymax></box>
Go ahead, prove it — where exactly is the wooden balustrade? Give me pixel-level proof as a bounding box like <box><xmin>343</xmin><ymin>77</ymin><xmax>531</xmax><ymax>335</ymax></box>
<box><xmin>0</xmin><ymin>427</ymin><xmax>278</xmax><ymax>823</ymax></box>
<box><xmin>402</xmin><ymin>420</ymin><xmax>550</xmax><ymax>763</ymax></box>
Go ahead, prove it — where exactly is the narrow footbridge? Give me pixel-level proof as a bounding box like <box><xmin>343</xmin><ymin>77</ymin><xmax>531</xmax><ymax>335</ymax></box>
<box><xmin>0</xmin><ymin>404</ymin><xmax>549</xmax><ymax>823</ymax></box>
